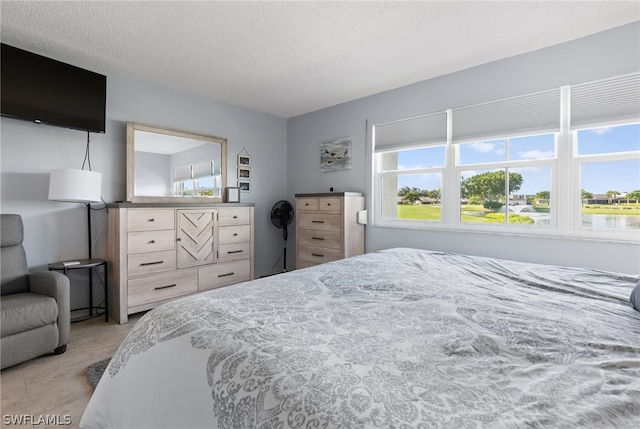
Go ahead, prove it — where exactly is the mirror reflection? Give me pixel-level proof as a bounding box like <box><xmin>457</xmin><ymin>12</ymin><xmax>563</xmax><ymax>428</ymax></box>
<box><xmin>126</xmin><ymin>123</ymin><xmax>227</xmax><ymax>203</ymax></box>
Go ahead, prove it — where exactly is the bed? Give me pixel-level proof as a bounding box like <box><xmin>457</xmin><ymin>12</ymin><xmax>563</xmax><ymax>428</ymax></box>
<box><xmin>81</xmin><ymin>248</ymin><xmax>640</xmax><ymax>428</ymax></box>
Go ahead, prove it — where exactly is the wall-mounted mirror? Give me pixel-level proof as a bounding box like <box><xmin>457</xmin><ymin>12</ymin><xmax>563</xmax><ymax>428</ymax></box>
<box><xmin>126</xmin><ymin>122</ymin><xmax>227</xmax><ymax>203</ymax></box>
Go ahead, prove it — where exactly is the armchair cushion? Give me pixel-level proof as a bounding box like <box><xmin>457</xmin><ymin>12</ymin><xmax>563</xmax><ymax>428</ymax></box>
<box><xmin>1</xmin><ymin>293</ymin><xmax>58</xmax><ymax>337</ymax></box>
<box><xmin>29</xmin><ymin>271</ymin><xmax>70</xmax><ymax>346</ymax></box>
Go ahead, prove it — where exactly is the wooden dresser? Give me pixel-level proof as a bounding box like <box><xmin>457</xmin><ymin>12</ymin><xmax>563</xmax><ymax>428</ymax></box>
<box><xmin>107</xmin><ymin>203</ymin><xmax>254</xmax><ymax>323</ymax></box>
<box><xmin>295</xmin><ymin>193</ymin><xmax>365</xmax><ymax>269</ymax></box>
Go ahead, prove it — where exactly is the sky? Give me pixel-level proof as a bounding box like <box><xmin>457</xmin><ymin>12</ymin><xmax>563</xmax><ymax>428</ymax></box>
<box><xmin>396</xmin><ymin>123</ymin><xmax>639</xmax><ymax>196</ymax></box>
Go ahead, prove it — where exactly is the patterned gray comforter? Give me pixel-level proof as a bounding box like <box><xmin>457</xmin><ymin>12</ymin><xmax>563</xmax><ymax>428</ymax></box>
<box><xmin>81</xmin><ymin>248</ymin><xmax>640</xmax><ymax>428</ymax></box>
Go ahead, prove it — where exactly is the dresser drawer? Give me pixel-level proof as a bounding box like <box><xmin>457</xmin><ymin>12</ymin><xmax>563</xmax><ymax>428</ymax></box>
<box><xmin>297</xmin><ymin>259</ymin><xmax>319</xmax><ymax>269</ymax></box>
<box><xmin>128</xmin><ymin>250</ymin><xmax>176</xmax><ymax>277</ymax></box>
<box><xmin>298</xmin><ymin>245</ymin><xmax>342</xmax><ymax>264</ymax></box>
<box><xmin>298</xmin><ymin>213</ymin><xmax>342</xmax><ymax>231</ymax></box>
<box><xmin>128</xmin><ymin>269</ymin><xmax>197</xmax><ymax>308</ymax></box>
<box><xmin>199</xmin><ymin>260</ymin><xmax>251</xmax><ymax>291</ymax></box>
<box><xmin>218</xmin><ymin>207</ymin><xmax>251</xmax><ymax>226</ymax></box>
<box><xmin>297</xmin><ymin>228</ymin><xmax>342</xmax><ymax>250</ymax></box>
<box><xmin>318</xmin><ymin>197</ymin><xmax>342</xmax><ymax>213</ymax></box>
<box><xmin>128</xmin><ymin>230</ymin><xmax>175</xmax><ymax>254</ymax></box>
<box><xmin>128</xmin><ymin>209</ymin><xmax>175</xmax><ymax>231</ymax></box>
<box><xmin>219</xmin><ymin>242</ymin><xmax>251</xmax><ymax>262</ymax></box>
<box><xmin>219</xmin><ymin>225</ymin><xmax>251</xmax><ymax>244</ymax></box>
<box><xmin>297</xmin><ymin>198</ymin><xmax>319</xmax><ymax>212</ymax></box>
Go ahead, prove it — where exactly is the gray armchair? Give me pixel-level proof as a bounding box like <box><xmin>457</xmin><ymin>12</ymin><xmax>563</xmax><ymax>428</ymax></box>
<box><xmin>1</xmin><ymin>214</ymin><xmax>70</xmax><ymax>369</ymax></box>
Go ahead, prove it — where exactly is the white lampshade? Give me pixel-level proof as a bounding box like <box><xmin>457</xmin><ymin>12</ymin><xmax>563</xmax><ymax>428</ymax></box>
<box><xmin>48</xmin><ymin>169</ymin><xmax>102</xmax><ymax>203</ymax></box>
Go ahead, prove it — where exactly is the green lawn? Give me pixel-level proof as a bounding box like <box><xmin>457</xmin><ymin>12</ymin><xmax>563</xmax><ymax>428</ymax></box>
<box><xmin>397</xmin><ymin>204</ymin><xmax>442</xmax><ymax>220</ymax></box>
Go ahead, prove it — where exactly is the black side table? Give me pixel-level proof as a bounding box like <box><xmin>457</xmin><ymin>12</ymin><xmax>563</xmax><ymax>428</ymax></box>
<box><xmin>49</xmin><ymin>259</ymin><xmax>108</xmax><ymax>322</ymax></box>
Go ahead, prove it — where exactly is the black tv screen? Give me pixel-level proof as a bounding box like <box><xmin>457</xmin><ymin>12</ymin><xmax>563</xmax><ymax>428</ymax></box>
<box><xmin>1</xmin><ymin>43</ymin><xmax>106</xmax><ymax>133</ymax></box>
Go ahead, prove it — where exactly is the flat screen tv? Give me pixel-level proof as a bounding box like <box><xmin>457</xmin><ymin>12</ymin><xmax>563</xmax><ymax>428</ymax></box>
<box><xmin>1</xmin><ymin>43</ymin><xmax>106</xmax><ymax>133</ymax></box>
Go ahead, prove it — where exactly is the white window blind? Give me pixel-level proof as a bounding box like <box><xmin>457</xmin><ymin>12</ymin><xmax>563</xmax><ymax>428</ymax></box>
<box><xmin>570</xmin><ymin>73</ymin><xmax>640</xmax><ymax>128</ymax></box>
<box><xmin>452</xmin><ymin>88</ymin><xmax>560</xmax><ymax>143</ymax></box>
<box><xmin>374</xmin><ymin>111</ymin><xmax>447</xmax><ymax>153</ymax></box>
<box><xmin>192</xmin><ymin>160</ymin><xmax>214</xmax><ymax>179</ymax></box>
<box><xmin>174</xmin><ymin>164</ymin><xmax>192</xmax><ymax>182</ymax></box>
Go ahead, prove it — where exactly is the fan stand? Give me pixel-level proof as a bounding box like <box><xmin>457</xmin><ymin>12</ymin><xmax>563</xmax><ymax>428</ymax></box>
<box><xmin>281</xmin><ymin>224</ymin><xmax>289</xmax><ymax>272</ymax></box>
<box><xmin>282</xmin><ymin>242</ymin><xmax>288</xmax><ymax>272</ymax></box>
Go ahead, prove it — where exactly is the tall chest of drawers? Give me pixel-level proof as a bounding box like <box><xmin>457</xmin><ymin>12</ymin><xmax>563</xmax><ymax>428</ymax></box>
<box><xmin>295</xmin><ymin>193</ymin><xmax>365</xmax><ymax>269</ymax></box>
<box><xmin>108</xmin><ymin>203</ymin><xmax>254</xmax><ymax>323</ymax></box>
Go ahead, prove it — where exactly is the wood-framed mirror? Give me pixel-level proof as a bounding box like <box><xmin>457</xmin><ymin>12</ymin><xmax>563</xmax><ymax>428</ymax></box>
<box><xmin>126</xmin><ymin>122</ymin><xmax>227</xmax><ymax>203</ymax></box>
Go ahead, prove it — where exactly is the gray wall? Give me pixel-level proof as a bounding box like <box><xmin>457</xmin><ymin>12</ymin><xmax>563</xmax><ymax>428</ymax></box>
<box><xmin>1</xmin><ymin>74</ymin><xmax>287</xmax><ymax>311</ymax></box>
<box><xmin>287</xmin><ymin>22</ymin><xmax>640</xmax><ymax>274</ymax></box>
<box><xmin>2</xmin><ymin>22</ymin><xmax>639</xmax><ymax>319</ymax></box>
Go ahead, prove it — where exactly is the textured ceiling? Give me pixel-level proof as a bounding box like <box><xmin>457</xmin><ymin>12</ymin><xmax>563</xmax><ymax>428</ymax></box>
<box><xmin>1</xmin><ymin>1</ymin><xmax>638</xmax><ymax>118</ymax></box>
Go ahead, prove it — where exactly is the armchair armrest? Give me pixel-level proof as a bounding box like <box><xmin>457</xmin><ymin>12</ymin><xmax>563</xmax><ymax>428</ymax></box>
<box><xmin>29</xmin><ymin>271</ymin><xmax>70</xmax><ymax>347</ymax></box>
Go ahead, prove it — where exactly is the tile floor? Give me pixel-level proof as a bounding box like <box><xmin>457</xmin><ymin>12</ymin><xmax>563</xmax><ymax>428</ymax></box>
<box><xmin>1</xmin><ymin>313</ymin><xmax>142</xmax><ymax>428</ymax></box>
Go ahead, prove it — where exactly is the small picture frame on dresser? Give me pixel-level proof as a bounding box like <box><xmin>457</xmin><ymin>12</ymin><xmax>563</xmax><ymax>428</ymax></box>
<box><xmin>226</xmin><ymin>187</ymin><xmax>240</xmax><ymax>203</ymax></box>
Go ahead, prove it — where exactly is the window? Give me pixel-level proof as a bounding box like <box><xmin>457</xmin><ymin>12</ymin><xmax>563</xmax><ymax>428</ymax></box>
<box><xmin>575</xmin><ymin>123</ymin><xmax>640</xmax><ymax>231</ymax></box>
<box><xmin>174</xmin><ymin>160</ymin><xmax>220</xmax><ymax>197</ymax></box>
<box><xmin>373</xmin><ymin>112</ymin><xmax>447</xmax><ymax>224</ymax></box>
<box><xmin>371</xmin><ymin>72</ymin><xmax>639</xmax><ymax>241</ymax></box>
<box><xmin>458</xmin><ymin>133</ymin><xmax>555</xmax><ymax>226</ymax></box>
<box><xmin>571</xmin><ymin>74</ymin><xmax>640</xmax><ymax>235</ymax></box>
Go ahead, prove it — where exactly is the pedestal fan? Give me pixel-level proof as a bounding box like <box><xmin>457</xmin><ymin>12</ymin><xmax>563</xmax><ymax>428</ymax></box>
<box><xmin>270</xmin><ymin>200</ymin><xmax>294</xmax><ymax>272</ymax></box>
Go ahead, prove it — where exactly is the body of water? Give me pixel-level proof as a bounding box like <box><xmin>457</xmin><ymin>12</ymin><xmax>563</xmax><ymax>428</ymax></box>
<box><xmin>519</xmin><ymin>213</ymin><xmax>640</xmax><ymax>229</ymax></box>
<box><xmin>461</xmin><ymin>208</ymin><xmax>640</xmax><ymax>230</ymax></box>
<box><xmin>580</xmin><ymin>214</ymin><xmax>640</xmax><ymax>229</ymax></box>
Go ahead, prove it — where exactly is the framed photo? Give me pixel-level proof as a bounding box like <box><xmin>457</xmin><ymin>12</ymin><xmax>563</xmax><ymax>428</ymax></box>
<box><xmin>237</xmin><ymin>167</ymin><xmax>251</xmax><ymax>179</ymax></box>
<box><xmin>238</xmin><ymin>154</ymin><xmax>251</xmax><ymax>167</ymax></box>
<box><xmin>226</xmin><ymin>187</ymin><xmax>240</xmax><ymax>203</ymax></box>
<box><xmin>238</xmin><ymin>181</ymin><xmax>251</xmax><ymax>193</ymax></box>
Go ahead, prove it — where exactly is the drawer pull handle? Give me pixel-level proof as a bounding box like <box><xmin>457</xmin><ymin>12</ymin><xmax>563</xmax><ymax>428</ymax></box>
<box><xmin>154</xmin><ymin>284</ymin><xmax>176</xmax><ymax>291</ymax></box>
<box><xmin>233</xmin><ymin>215</ymin><xmax>238</xmax><ymax>219</ymax></box>
<box><xmin>140</xmin><ymin>261</ymin><xmax>164</xmax><ymax>266</ymax></box>
<box><xmin>312</xmin><ymin>237</ymin><xmax>325</xmax><ymax>240</ymax></box>
<box><xmin>228</xmin><ymin>250</ymin><xmax>243</xmax><ymax>254</ymax></box>
<box><xmin>148</xmin><ymin>218</ymin><xmax>155</xmax><ymax>222</ymax></box>
<box><xmin>312</xmin><ymin>253</ymin><xmax>325</xmax><ymax>258</ymax></box>
<box><xmin>327</xmin><ymin>203</ymin><xmax>331</xmax><ymax>206</ymax></box>
<box><xmin>311</xmin><ymin>220</ymin><xmax>324</xmax><ymax>224</ymax></box>
<box><xmin>218</xmin><ymin>272</ymin><xmax>234</xmax><ymax>278</ymax></box>
<box><xmin>149</xmin><ymin>240</ymin><xmax>156</xmax><ymax>244</ymax></box>
<box><xmin>233</xmin><ymin>233</ymin><xmax>238</xmax><ymax>236</ymax></box>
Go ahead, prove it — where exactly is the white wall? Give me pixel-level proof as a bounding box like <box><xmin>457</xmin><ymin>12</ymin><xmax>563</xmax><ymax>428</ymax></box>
<box><xmin>1</xmin><ymin>74</ymin><xmax>287</xmax><ymax>310</ymax></box>
<box><xmin>286</xmin><ymin>22</ymin><xmax>640</xmax><ymax>274</ymax></box>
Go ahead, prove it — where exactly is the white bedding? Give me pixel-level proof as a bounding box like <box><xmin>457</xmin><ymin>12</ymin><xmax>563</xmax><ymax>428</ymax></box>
<box><xmin>81</xmin><ymin>248</ymin><xmax>640</xmax><ymax>428</ymax></box>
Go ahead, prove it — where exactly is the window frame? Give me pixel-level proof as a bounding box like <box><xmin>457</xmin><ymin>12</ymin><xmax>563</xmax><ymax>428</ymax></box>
<box><xmin>370</xmin><ymin>74</ymin><xmax>640</xmax><ymax>243</ymax></box>
<box><xmin>374</xmin><ymin>150</ymin><xmax>447</xmax><ymax>228</ymax></box>
<box><xmin>455</xmin><ymin>135</ymin><xmax>558</xmax><ymax>231</ymax></box>
<box><xmin>570</xmin><ymin>119</ymin><xmax>640</xmax><ymax>241</ymax></box>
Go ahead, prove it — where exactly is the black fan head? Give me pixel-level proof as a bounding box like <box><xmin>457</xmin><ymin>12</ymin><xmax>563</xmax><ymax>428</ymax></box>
<box><xmin>271</xmin><ymin>200</ymin><xmax>294</xmax><ymax>228</ymax></box>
